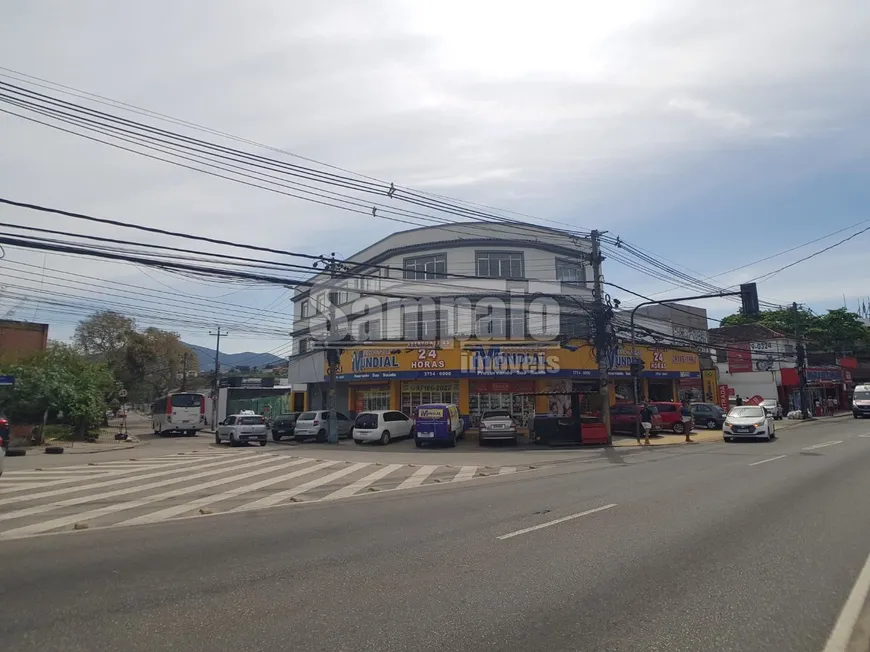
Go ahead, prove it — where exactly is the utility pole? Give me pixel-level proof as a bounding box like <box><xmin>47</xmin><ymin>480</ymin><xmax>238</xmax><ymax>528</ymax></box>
<box><xmin>209</xmin><ymin>327</ymin><xmax>227</xmax><ymax>428</ymax></box>
<box><xmin>590</xmin><ymin>230</ymin><xmax>612</xmax><ymax>445</ymax></box>
<box><xmin>180</xmin><ymin>352</ymin><xmax>188</xmax><ymax>391</ymax></box>
<box><xmin>315</xmin><ymin>253</ymin><xmax>346</xmax><ymax>445</ymax></box>
<box><xmin>793</xmin><ymin>302</ymin><xmax>809</xmax><ymax>418</ymax></box>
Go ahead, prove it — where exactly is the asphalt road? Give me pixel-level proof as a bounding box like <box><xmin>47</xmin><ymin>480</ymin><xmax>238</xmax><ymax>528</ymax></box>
<box><xmin>2</xmin><ymin>417</ymin><xmax>870</xmax><ymax>651</ymax></box>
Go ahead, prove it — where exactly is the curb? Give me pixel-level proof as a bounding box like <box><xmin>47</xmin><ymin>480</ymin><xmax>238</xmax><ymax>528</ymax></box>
<box><xmin>41</xmin><ymin>440</ymin><xmax>148</xmax><ymax>455</ymax></box>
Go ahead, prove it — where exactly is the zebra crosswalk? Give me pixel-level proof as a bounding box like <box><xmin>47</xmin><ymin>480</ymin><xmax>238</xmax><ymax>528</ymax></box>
<box><xmin>0</xmin><ymin>451</ymin><xmax>522</xmax><ymax>540</ymax></box>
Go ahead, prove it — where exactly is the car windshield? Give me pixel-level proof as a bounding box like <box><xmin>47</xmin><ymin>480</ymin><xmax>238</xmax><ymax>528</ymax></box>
<box><xmin>761</xmin><ymin>400</ymin><xmax>777</xmax><ymax>406</ymax></box>
<box><xmin>274</xmin><ymin>414</ymin><xmax>297</xmax><ymax>423</ymax></box>
<box><xmin>482</xmin><ymin>411</ymin><xmax>511</xmax><ymax>419</ymax></box>
<box><xmin>729</xmin><ymin>407</ymin><xmax>765</xmax><ymax>418</ymax></box>
<box><xmin>355</xmin><ymin>413</ymin><xmax>379</xmax><ymax>428</ymax></box>
<box><xmin>238</xmin><ymin>416</ymin><xmax>264</xmax><ymax>425</ymax></box>
<box><xmin>171</xmin><ymin>393</ymin><xmax>202</xmax><ymax>407</ymax></box>
<box><xmin>854</xmin><ymin>391</ymin><xmax>870</xmax><ymax>401</ymax></box>
<box><xmin>298</xmin><ymin>412</ymin><xmax>317</xmax><ymax>421</ymax></box>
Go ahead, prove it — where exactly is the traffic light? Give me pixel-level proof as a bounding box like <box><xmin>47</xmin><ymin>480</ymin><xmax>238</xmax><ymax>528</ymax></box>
<box><xmin>740</xmin><ymin>283</ymin><xmax>760</xmax><ymax>316</ymax></box>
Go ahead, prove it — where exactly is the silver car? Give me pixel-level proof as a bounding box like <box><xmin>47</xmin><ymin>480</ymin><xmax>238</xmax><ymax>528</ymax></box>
<box><xmin>293</xmin><ymin>411</ymin><xmax>353</xmax><ymax>442</ymax></box>
<box><xmin>723</xmin><ymin>406</ymin><xmax>777</xmax><ymax>442</ymax></box>
<box><xmin>479</xmin><ymin>410</ymin><xmax>519</xmax><ymax>445</ymax></box>
<box><xmin>215</xmin><ymin>414</ymin><xmax>268</xmax><ymax>447</ymax></box>
<box><xmin>760</xmin><ymin>399</ymin><xmax>783</xmax><ymax>420</ymax></box>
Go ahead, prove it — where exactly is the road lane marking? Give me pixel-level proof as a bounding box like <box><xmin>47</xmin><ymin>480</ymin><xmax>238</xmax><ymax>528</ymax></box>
<box><xmin>0</xmin><ymin>458</ymin><xmax>323</xmax><ymax>538</ymax></box>
<box><xmin>452</xmin><ymin>466</ymin><xmax>478</xmax><ymax>482</ymax></box>
<box><xmin>858</xmin><ymin>435</ymin><xmax>870</xmax><ymax>438</ymax></box>
<box><xmin>497</xmin><ymin>504</ymin><xmax>617</xmax><ymax>540</ymax></box>
<box><xmin>749</xmin><ymin>455</ymin><xmax>787</xmax><ymax>466</ymax></box>
<box><xmin>320</xmin><ymin>464</ymin><xmax>404</xmax><ymax>501</ymax></box>
<box><xmin>229</xmin><ymin>462</ymin><xmax>371</xmax><ymax>512</ymax></box>
<box><xmin>803</xmin><ymin>441</ymin><xmax>843</xmax><ymax>451</ymax></box>
<box><xmin>115</xmin><ymin>459</ymin><xmax>333</xmax><ymax>526</ymax></box>
<box><xmin>822</xmin><ymin>545</ymin><xmax>870</xmax><ymax>652</ymax></box>
<box><xmin>498</xmin><ymin>467</ymin><xmax>516</xmax><ymax>475</ymax></box>
<box><xmin>0</xmin><ymin>454</ymin><xmax>281</xmax><ymax>526</ymax></box>
<box><xmin>396</xmin><ymin>465</ymin><xmax>439</xmax><ymax>490</ymax></box>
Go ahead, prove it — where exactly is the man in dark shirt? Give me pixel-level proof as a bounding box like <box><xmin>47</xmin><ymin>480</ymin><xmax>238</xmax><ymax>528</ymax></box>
<box><xmin>639</xmin><ymin>402</ymin><xmax>653</xmax><ymax>446</ymax></box>
<box><xmin>681</xmin><ymin>401</ymin><xmax>694</xmax><ymax>443</ymax></box>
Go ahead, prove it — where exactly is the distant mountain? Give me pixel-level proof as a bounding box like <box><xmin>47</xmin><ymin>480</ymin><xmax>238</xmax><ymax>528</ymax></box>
<box><xmin>182</xmin><ymin>342</ymin><xmax>287</xmax><ymax>372</ymax></box>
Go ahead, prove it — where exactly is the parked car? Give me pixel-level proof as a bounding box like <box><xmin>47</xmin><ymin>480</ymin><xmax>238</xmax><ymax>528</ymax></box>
<box><xmin>691</xmin><ymin>402</ymin><xmax>726</xmax><ymax>430</ymax></box>
<box><xmin>352</xmin><ymin>410</ymin><xmax>414</xmax><ymax>445</ymax></box>
<box><xmin>293</xmin><ymin>411</ymin><xmax>353</xmax><ymax>442</ymax></box>
<box><xmin>723</xmin><ymin>405</ymin><xmax>776</xmax><ymax>442</ymax></box>
<box><xmin>414</xmin><ymin>404</ymin><xmax>464</xmax><ymax>448</ymax></box>
<box><xmin>610</xmin><ymin>404</ymin><xmax>663</xmax><ymax>435</ymax></box>
<box><xmin>479</xmin><ymin>410</ymin><xmax>519</xmax><ymax>445</ymax></box>
<box><xmin>271</xmin><ymin>412</ymin><xmax>301</xmax><ymax>441</ymax></box>
<box><xmin>760</xmin><ymin>399</ymin><xmax>783</xmax><ymax>420</ymax></box>
<box><xmin>652</xmin><ymin>402</ymin><xmax>694</xmax><ymax>434</ymax></box>
<box><xmin>215</xmin><ymin>414</ymin><xmax>268</xmax><ymax>446</ymax></box>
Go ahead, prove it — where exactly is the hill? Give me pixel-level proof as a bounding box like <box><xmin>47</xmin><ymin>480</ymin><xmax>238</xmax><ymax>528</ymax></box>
<box><xmin>182</xmin><ymin>342</ymin><xmax>287</xmax><ymax>372</ymax></box>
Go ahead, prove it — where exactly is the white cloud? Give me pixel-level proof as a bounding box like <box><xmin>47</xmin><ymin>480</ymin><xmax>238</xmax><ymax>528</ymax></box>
<box><xmin>667</xmin><ymin>97</ymin><xmax>752</xmax><ymax>130</ymax></box>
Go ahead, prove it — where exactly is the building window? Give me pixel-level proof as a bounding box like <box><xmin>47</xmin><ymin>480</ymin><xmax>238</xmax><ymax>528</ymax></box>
<box><xmin>555</xmin><ymin>258</ymin><xmax>586</xmax><ymax>283</ymax></box>
<box><xmin>475</xmin><ymin>312</ymin><xmax>525</xmax><ymax>338</ymax></box>
<box><xmin>401</xmin><ymin>382</ymin><xmax>460</xmax><ymax>416</ymax></box>
<box><xmin>403</xmin><ymin>254</ymin><xmax>447</xmax><ymax>280</ymax></box>
<box><xmin>298</xmin><ymin>338</ymin><xmax>310</xmax><ymax>354</ymax></box>
<box><xmin>476</xmin><ymin>251</ymin><xmax>524</xmax><ymax>279</ymax></box>
<box><xmin>300</xmin><ymin>301</ymin><xmax>309</xmax><ymax>318</ymax></box>
<box><xmin>403</xmin><ymin>309</ymin><xmax>446</xmax><ymax>339</ymax></box>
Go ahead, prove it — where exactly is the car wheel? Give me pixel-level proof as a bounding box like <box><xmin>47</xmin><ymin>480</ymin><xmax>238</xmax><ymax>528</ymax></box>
<box><xmin>45</xmin><ymin>446</ymin><xmax>64</xmax><ymax>454</ymax></box>
<box><xmin>259</xmin><ymin>439</ymin><xmax>267</xmax><ymax>447</ymax></box>
<box><xmin>706</xmin><ymin>419</ymin><xmax>718</xmax><ymax>429</ymax></box>
<box><xmin>380</xmin><ymin>430</ymin><xmax>391</xmax><ymax>446</ymax></box>
<box><xmin>724</xmin><ymin>436</ymin><xmax>733</xmax><ymax>442</ymax></box>
<box><xmin>478</xmin><ymin>436</ymin><xmax>486</xmax><ymax>447</ymax></box>
<box><xmin>272</xmin><ymin>431</ymin><xmax>282</xmax><ymax>442</ymax></box>
<box><xmin>415</xmin><ymin>439</ymin><xmax>423</xmax><ymax>448</ymax></box>
<box><xmin>673</xmin><ymin>422</ymin><xmax>685</xmax><ymax>434</ymax></box>
<box><xmin>229</xmin><ymin>433</ymin><xmax>237</xmax><ymax>447</ymax></box>
<box><xmin>214</xmin><ymin>432</ymin><xmax>221</xmax><ymax>445</ymax></box>
<box><xmin>854</xmin><ymin>414</ymin><xmax>859</xmax><ymax>419</ymax></box>
<box><xmin>316</xmin><ymin>429</ymin><xmax>327</xmax><ymax>443</ymax></box>
<box><xmin>354</xmin><ymin>438</ymin><xmax>364</xmax><ymax>445</ymax></box>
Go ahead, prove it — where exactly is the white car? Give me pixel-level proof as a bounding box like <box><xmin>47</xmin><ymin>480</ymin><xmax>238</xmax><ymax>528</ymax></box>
<box><xmin>352</xmin><ymin>410</ymin><xmax>414</xmax><ymax>445</ymax></box>
<box><xmin>478</xmin><ymin>410</ymin><xmax>519</xmax><ymax>445</ymax></box>
<box><xmin>760</xmin><ymin>399</ymin><xmax>783</xmax><ymax>420</ymax></box>
<box><xmin>215</xmin><ymin>414</ymin><xmax>268</xmax><ymax>446</ymax></box>
<box><xmin>294</xmin><ymin>411</ymin><xmax>353</xmax><ymax>442</ymax></box>
<box><xmin>723</xmin><ymin>405</ymin><xmax>777</xmax><ymax>442</ymax></box>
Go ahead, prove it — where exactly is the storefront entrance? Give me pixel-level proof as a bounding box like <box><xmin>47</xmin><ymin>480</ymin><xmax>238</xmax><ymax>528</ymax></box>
<box><xmin>400</xmin><ymin>381</ymin><xmax>460</xmax><ymax>417</ymax></box>
<box><xmin>468</xmin><ymin>380</ymin><xmax>536</xmax><ymax>427</ymax></box>
<box><xmin>647</xmin><ymin>379</ymin><xmax>675</xmax><ymax>402</ymax></box>
<box><xmin>353</xmin><ymin>385</ymin><xmax>390</xmax><ymax>413</ymax></box>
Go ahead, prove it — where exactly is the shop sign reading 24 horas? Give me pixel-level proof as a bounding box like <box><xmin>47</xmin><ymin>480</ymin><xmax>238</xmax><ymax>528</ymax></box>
<box><xmin>331</xmin><ymin>343</ymin><xmax>700</xmax><ymax>381</ymax></box>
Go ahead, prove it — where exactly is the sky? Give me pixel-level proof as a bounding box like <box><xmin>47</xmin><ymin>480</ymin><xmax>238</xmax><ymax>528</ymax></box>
<box><xmin>0</xmin><ymin>0</ymin><xmax>869</xmax><ymax>354</ymax></box>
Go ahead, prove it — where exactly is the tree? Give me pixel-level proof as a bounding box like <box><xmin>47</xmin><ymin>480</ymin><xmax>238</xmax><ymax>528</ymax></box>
<box><xmin>73</xmin><ymin>312</ymin><xmax>198</xmax><ymax>401</ymax></box>
<box><xmin>720</xmin><ymin>306</ymin><xmax>870</xmax><ymax>354</ymax></box>
<box><xmin>0</xmin><ymin>343</ymin><xmax>115</xmax><ymax>437</ymax></box>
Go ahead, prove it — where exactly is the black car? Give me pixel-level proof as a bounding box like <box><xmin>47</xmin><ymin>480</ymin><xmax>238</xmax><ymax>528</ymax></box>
<box><xmin>271</xmin><ymin>412</ymin><xmax>301</xmax><ymax>441</ymax></box>
<box><xmin>0</xmin><ymin>412</ymin><xmax>9</xmax><ymax>452</ymax></box>
<box><xmin>690</xmin><ymin>402</ymin><xmax>726</xmax><ymax>429</ymax></box>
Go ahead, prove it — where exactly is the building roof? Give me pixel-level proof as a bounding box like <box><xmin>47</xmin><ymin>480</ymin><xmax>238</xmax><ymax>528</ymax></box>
<box><xmin>708</xmin><ymin>323</ymin><xmax>787</xmax><ymax>342</ymax></box>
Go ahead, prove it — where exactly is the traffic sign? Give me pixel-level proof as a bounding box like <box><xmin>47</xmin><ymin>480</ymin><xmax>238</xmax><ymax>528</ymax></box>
<box><xmin>118</xmin><ymin>388</ymin><xmax>128</xmax><ymax>398</ymax></box>
<box><xmin>0</xmin><ymin>375</ymin><xmax>14</xmax><ymax>387</ymax></box>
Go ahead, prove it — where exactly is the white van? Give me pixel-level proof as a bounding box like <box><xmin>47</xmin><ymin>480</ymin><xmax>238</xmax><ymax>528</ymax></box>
<box><xmin>853</xmin><ymin>385</ymin><xmax>870</xmax><ymax>418</ymax></box>
<box><xmin>352</xmin><ymin>410</ymin><xmax>415</xmax><ymax>445</ymax></box>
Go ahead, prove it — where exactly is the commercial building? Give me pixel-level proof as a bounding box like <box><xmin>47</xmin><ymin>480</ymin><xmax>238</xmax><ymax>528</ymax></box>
<box><xmin>288</xmin><ymin>222</ymin><xmax>702</xmax><ymax>427</ymax></box>
<box><xmin>0</xmin><ymin>320</ymin><xmax>49</xmax><ymax>365</ymax></box>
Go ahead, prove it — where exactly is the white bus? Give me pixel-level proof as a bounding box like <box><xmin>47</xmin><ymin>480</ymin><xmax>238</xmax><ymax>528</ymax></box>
<box><xmin>151</xmin><ymin>392</ymin><xmax>207</xmax><ymax>436</ymax></box>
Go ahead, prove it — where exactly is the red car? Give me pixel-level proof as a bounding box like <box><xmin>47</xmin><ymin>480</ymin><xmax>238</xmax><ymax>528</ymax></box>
<box><xmin>610</xmin><ymin>404</ymin><xmax>663</xmax><ymax>435</ymax></box>
<box><xmin>652</xmin><ymin>402</ymin><xmax>694</xmax><ymax>434</ymax></box>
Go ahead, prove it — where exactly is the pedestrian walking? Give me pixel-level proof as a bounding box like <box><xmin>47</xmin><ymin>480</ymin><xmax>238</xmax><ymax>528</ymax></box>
<box><xmin>735</xmin><ymin>394</ymin><xmax>743</xmax><ymax>406</ymax></box>
<box><xmin>639</xmin><ymin>402</ymin><xmax>653</xmax><ymax>446</ymax></box>
<box><xmin>681</xmin><ymin>401</ymin><xmax>694</xmax><ymax>443</ymax></box>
